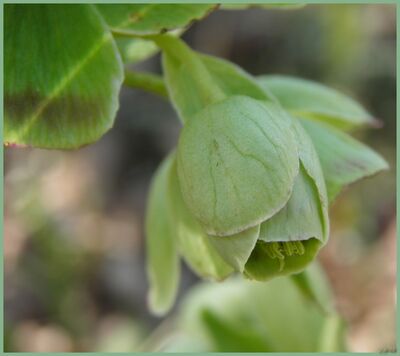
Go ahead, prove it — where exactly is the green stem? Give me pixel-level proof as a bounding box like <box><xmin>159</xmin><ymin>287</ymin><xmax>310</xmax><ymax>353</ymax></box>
<box><xmin>124</xmin><ymin>70</ymin><xmax>168</xmax><ymax>98</ymax></box>
<box><xmin>151</xmin><ymin>34</ymin><xmax>226</xmax><ymax>106</ymax></box>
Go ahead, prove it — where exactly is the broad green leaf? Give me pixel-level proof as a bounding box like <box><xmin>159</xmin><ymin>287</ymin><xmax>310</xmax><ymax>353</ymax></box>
<box><xmin>222</xmin><ymin>4</ymin><xmax>305</xmax><ymax>10</ymax></box>
<box><xmin>300</xmin><ymin>119</ymin><xmax>389</xmax><ymax>201</ymax></box>
<box><xmin>168</xmin><ymin>157</ymin><xmax>233</xmax><ymax>280</ymax></box>
<box><xmin>258</xmin><ymin>75</ymin><xmax>377</xmax><ymax>130</ymax></box>
<box><xmin>4</xmin><ymin>4</ymin><xmax>123</xmax><ymax>149</ymax></box>
<box><xmin>208</xmin><ymin>224</ymin><xmax>260</xmax><ymax>272</ymax></box>
<box><xmin>162</xmin><ymin>38</ymin><xmax>274</xmax><ymax>123</ymax></box>
<box><xmin>97</xmin><ymin>4</ymin><xmax>216</xmax><ymax>36</ymax></box>
<box><xmin>177</xmin><ymin>96</ymin><xmax>299</xmax><ymax>236</ymax></box>
<box><xmin>176</xmin><ymin>269</ymin><xmax>345</xmax><ymax>352</ymax></box>
<box><xmin>145</xmin><ymin>154</ymin><xmax>180</xmax><ymax>315</ymax></box>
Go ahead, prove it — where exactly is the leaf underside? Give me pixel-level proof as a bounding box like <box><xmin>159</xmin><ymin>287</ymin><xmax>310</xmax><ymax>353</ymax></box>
<box><xmin>258</xmin><ymin>75</ymin><xmax>376</xmax><ymax>130</ymax></box>
<box><xmin>299</xmin><ymin>119</ymin><xmax>388</xmax><ymax>201</ymax></box>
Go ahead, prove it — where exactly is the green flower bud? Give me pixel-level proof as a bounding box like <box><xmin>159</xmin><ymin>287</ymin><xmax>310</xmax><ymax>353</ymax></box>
<box><xmin>244</xmin><ymin>119</ymin><xmax>329</xmax><ymax>280</ymax></box>
<box><xmin>146</xmin><ymin>35</ymin><xmax>386</xmax><ymax>315</ymax></box>
<box><xmin>176</xmin><ymin>95</ymin><xmax>299</xmax><ymax>236</ymax></box>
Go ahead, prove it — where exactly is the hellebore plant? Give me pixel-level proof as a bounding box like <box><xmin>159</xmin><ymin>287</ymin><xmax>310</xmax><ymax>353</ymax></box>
<box><xmin>4</xmin><ymin>4</ymin><xmax>388</xmax><ymax>318</ymax></box>
<box><xmin>145</xmin><ymin>35</ymin><xmax>387</xmax><ymax>314</ymax></box>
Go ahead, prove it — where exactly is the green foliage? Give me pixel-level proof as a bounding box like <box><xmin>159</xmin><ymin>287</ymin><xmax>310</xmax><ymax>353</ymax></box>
<box><xmin>145</xmin><ymin>154</ymin><xmax>180</xmax><ymax>315</ymax></box>
<box><xmin>299</xmin><ymin>119</ymin><xmax>389</xmax><ymax>201</ymax></box>
<box><xmin>5</xmin><ymin>4</ymin><xmax>388</xmax><ymax>329</ymax></box>
<box><xmin>163</xmin><ymin>264</ymin><xmax>346</xmax><ymax>352</ymax></box>
<box><xmin>221</xmin><ymin>4</ymin><xmax>306</xmax><ymax>10</ymax></box>
<box><xmin>168</xmin><ymin>157</ymin><xmax>234</xmax><ymax>280</ymax></box>
<box><xmin>161</xmin><ymin>35</ymin><xmax>274</xmax><ymax>122</ymax></box>
<box><xmin>144</xmin><ymin>35</ymin><xmax>387</xmax><ymax>313</ymax></box>
<box><xmin>98</xmin><ymin>4</ymin><xmax>215</xmax><ymax>64</ymax></box>
<box><xmin>96</xmin><ymin>4</ymin><xmax>216</xmax><ymax>36</ymax></box>
<box><xmin>4</xmin><ymin>4</ymin><xmax>217</xmax><ymax>148</ymax></box>
<box><xmin>4</xmin><ymin>4</ymin><xmax>123</xmax><ymax>148</ymax></box>
<box><xmin>258</xmin><ymin>75</ymin><xmax>378</xmax><ymax>130</ymax></box>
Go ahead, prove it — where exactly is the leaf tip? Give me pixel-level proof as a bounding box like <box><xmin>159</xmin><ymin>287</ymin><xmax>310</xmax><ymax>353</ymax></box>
<box><xmin>148</xmin><ymin>292</ymin><xmax>171</xmax><ymax>317</ymax></box>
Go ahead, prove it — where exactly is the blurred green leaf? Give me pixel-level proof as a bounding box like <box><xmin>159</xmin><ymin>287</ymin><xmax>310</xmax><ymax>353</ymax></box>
<box><xmin>97</xmin><ymin>4</ymin><xmax>216</xmax><ymax>36</ymax></box>
<box><xmin>258</xmin><ymin>75</ymin><xmax>377</xmax><ymax>130</ymax></box>
<box><xmin>318</xmin><ymin>315</ymin><xmax>347</xmax><ymax>352</ymax></box>
<box><xmin>177</xmin><ymin>96</ymin><xmax>299</xmax><ymax>236</ymax></box>
<box><xmin>300</xmin><ymin>119</ymin><xmax>389</xmax><ymax>201</ymax></box>
<box><xmin>145</xmin><ymin>154</ymin><xmax>180</xmax><ymax>315</ymax></box>
<box><xmin>4</xmin><ymin>4</ymin><xmax>123</xmax><ymax>149</ymax></box>
<box><xmin>173</xmin><ymin>263</ymin><xmax>346</xmax><ymax>352</ymax></box>
<box><xmin>290</xmin><ymin>262</ymin><xmax>334</xmax><ymax>314</ymax></box>
<box><xmin>168</xmin><ymin>157</ymin><xmax>233</xmax><ymax>280</ymax></box>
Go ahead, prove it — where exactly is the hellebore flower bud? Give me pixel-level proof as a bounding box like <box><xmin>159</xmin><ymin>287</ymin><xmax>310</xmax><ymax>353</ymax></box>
<box><xmin>145</xmin><ymin>34</ymin><xmax>388</xmax><ymax>315</ymax></box>
<box><xmin>244</xmin><ymin>119</ymin><xmax>329</xmax><ymax>280</ymax></box>
<box><xmin>176</xmin><ymin>95</ymin><xmax>299</xmax><ymax>236</ymax></box>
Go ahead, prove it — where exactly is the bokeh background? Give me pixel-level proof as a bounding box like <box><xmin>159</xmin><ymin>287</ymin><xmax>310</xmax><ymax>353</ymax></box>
<box><xmin>4</xmin><ymin>4</ymin><xmax>396</xmax><ymax>352</ymax></box>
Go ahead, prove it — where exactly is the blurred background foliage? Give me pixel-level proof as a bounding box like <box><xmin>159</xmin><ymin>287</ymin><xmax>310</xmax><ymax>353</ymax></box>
<box><xmin>4</xmin><ymin>4</ymin><xmax>396</xmax><ymax>352</ymax></box>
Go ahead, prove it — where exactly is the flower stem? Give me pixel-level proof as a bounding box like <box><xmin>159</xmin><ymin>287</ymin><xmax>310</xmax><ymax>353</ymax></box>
<box><xmin>151</xmin><ymin>34</ymin><xmax>226</xmax><ymax>107</ymax></box>
<box><xmin>124</xmin><ymin>70</ymin><xmax>168</xmax><ymax>98</ymax></box>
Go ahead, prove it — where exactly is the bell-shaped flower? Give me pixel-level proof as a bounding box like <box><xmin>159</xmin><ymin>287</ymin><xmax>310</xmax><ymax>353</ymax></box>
<box><xmin>145</xmin><ymin>34</ymin><xmax>387</xmax><ymax>314</ymax></box>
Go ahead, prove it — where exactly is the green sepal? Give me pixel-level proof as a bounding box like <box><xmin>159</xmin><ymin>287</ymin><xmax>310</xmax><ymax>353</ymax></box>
<box><xmin>4</xmin><ymin>4</ymin><xmax>123</xmax><ymax>149</ymax></box>
<box><xmin>161</xmin><ymin>35</ymin><xmax>274</xmax><ymax>123</ymax></box>
<box><xmin>199</xmin><ymin>54</ymin><xmax>276</xmax><ymax>106</ymax></box>
<box><xmin>208</xmin><ymin>224</ymin><xmax>261</xmax><ymax>272</ymax></box>
<box><xmin>244</xmin><ymin>119</ymin><xmax>329</xmax><ymax>280</ymax></box>
<box><xmin>258</xmin><ymin>164</ymin><xmax>326</xmax><ymax>245</ymax></box>
<box><xmin>168</xmin><ymin>156</ymin><xmax>234</xmax><ymax>280</ymax></box>
<box><xmin>177</xmin><ymin>95</ymin><xmax>299</xmax><ymax>236</ymax></box>
<box><xmin>145</xmin><ymin>153</ymin><xmax>180</xmax><ymax>315</ymax></box>
<box><xmin>300</xmin><ymin>119</ymin><xmax>389</xmax><ymax>202</ymax></box>
<box><xmin>292</xmin><ymin>118</ymin><xmax>330</xmax><ymax>240</ymax></box>
<box><xmin>258</xmin><ymin>75</ymin><xmax>378</xmax><ymax>130</ymax></box>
